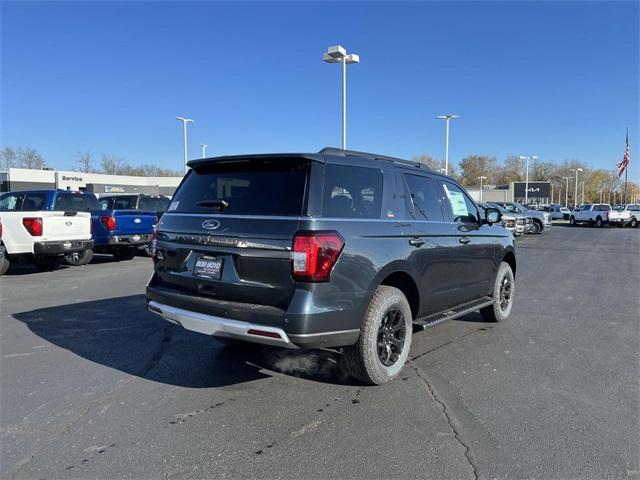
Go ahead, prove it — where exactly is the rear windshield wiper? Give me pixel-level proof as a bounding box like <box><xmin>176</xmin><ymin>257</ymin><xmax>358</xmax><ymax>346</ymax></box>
<box><xmin>196</xmin><ymin>199</ymin><xmax>229</xmax><ymax>211</ymax></box>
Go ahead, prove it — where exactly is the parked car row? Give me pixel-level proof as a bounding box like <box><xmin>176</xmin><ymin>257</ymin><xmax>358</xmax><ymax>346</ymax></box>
<box><xmin>569</xmin><ymin>203</ymin><xmax>639</xmax><ymax>228</ymax></box>
<box><xmin>479</xmin><ymin>201</ymin><xmax>551</xmax><ymax>237</ymax></box>
<box><xmin>0</xmin><ymin>190</ymin><xmax>170</xmax><ymax>275</ymax></box>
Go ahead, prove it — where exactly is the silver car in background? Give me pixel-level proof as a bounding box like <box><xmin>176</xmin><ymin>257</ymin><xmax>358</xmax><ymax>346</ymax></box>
<box><xmin>494</xmin><ymin>202</ymin><xmax>551</xmax><ymax>234</ymax></box>
<box><xmin>482</xmin><ymin>203</ymin><xmax>526</xmax><ymax>236</ymax></box>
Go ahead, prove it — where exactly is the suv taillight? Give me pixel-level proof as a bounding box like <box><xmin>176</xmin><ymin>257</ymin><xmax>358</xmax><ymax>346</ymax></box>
<box><xmin>100</xmin><ymin>215</ymin><xmax>116</xmax><ymax>232</ymax></box>
<box><xmin>150</xmin><ymin>227</ymin><xmax>158</xmax><ymax>262</ymax></box>
<box><xmin>23</xmin><ymin>217</ymin><xmax>43</xmax><ymax>236</ymax></box>
<box><xmin>292</xmin><ymin>231</ymin><xmax>344</xmax><ymax>282</ymax></box>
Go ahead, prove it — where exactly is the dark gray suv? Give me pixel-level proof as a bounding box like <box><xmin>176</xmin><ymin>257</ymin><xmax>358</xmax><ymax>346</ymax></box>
<box><xmin>146</xmin><ymin>148</ymin><xmax>516</xmax><ymax>384</ymax></box>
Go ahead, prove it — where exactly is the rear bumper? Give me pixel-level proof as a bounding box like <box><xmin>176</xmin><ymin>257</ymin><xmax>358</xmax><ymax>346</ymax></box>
<box><xmin>607</xmin><ymin>217</ymin><xmax>627</xmax><ymax>224</ymax></box>
<box><xmin>108</xmin><ymin>234</ymin><xmax>151</xmax><ymax>246</ymax></box>
<box><xmin>34</xmin><ymin>239</ymin><xmax>94</xmax><ymax>255</ymax></box>
<box><xmin>146</xmin><ymin>283</ymin><xmax>361</xmax><ymax>349</ymax></box>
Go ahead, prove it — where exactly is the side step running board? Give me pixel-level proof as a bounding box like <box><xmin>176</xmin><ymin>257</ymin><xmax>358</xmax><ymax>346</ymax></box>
<box><xmin>413</xmin><ymin>296</ymin><xmax>494</xmax><ymax>331</ymax></box>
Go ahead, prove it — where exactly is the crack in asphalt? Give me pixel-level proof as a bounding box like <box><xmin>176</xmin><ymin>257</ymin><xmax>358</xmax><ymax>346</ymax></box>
<box><xmin>5</xmin><ymin>324</ymin><xmax>174</xmax><ymax>479</ymax></box>
<box><xmin>408</xmin><ymin>361</ymin><xmax>480</xmax><ymax>480</ymax></box>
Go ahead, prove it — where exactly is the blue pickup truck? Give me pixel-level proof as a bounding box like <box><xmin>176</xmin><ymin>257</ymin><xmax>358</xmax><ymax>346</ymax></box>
<box><xmin>9</xmin><ymin>190</ymin><xmax>157</xmax><ymax>265</ymax></box>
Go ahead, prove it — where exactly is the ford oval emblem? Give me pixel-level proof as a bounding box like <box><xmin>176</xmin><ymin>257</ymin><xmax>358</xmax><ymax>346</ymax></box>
<box><xmin>134</xmin><ymin>218</ymin><xmax>142</xmax><ymax>224</ymax></box>
<box><xmin>65</xmin><ymin>221</ymin><xmax>72</xmax><ymax>226</ymax></box>
<box><xmin>202</xmin><ymin>219</ymin><xmax>221</xmax><ymax>230</ymax></box>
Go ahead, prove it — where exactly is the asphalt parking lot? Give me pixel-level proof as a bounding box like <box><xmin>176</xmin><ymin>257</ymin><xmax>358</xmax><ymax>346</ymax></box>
<box><xmin>1</xmin><ymin>225</ymin><xmax>639</xmax><ymax>479</ymax></box>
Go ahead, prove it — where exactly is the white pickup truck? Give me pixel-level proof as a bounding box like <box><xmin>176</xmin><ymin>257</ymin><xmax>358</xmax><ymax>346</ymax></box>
<box><xmin>569</xmin><ymin>203</ymin><xmax>627</xmax><ymax>227</ymax></box>
<box><xmin>0</xmin><ymin>191</ymin><xmax>94</xmax><ymax>275</ymax></box>
<box><xmin>613</xmin><ymin>204</ymin><xmax>640</xmax><ymax>228</ymax></box>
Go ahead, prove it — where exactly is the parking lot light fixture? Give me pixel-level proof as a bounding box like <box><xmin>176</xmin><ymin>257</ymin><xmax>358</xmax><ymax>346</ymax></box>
<box><xmin>323</xmin><ymin>45</ymin><xmax>359</xmax><ymax>150</ymax></box>
<box><xmin>176</xmin><ymin>116</ymin><xmax>194</xmax><ymax>174</ymax></box>
<box><xmin>570</xmin><ymin>168</ymin><xmax>584</xmax><ymax>206</ymax></box>
<box><xmin>519</xmin><ymin>155</ymin><xmax>538</xmax><ymax>205</ymax></box>
<box><xmin>201</xmin><ymin>143</ymin><xmax>208</xmax><ymax>159</ymax></box>
<box><xmin>562</xmin><ymin>176</ymin><xmax>570</xmax><ymax>207</ymax></box>
<box><xmin>478</xmin><ymin>176</ymin><xmax>487</xmax><ymax>202</ymax></box>
<box><xmin>436</xmin><ymin>114</ymin><xmax>461</xmax><ymax>175</ymax></box>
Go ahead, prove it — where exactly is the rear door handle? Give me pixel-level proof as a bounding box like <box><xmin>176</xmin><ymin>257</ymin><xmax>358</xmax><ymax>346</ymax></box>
<box><xmin>458</xmin><ymin>237</ymin><xmax>471</xmax><ymax>245</ymax></box>
<box><xmin>409</xmin><ymin>238</ymin><xmax>425</xmax><ymax>247</ymax></box>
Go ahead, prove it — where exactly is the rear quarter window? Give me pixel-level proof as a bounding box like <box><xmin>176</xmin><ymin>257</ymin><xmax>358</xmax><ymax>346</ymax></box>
<box><xmin>322</xmin><ymin>164</ymin><xmax>383</xmax><ymax>218</ymax></box>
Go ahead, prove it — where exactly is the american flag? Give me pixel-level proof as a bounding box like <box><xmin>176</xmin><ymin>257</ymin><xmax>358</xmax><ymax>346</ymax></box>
<box><xmin>617</xmin><ymin>130</ymin><xmax>630</xmax><ymax>177</ymax></box>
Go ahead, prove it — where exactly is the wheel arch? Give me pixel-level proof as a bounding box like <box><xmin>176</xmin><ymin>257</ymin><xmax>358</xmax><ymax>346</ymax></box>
<box><xmin>367</xmin><ymin>261</ymin><xmax>420</xmax><ymax>320</ymax></box>
<box><xmin>502</xmin><ymin>248</ymin><xmax>517</xmax><ymax>278</ymax></box>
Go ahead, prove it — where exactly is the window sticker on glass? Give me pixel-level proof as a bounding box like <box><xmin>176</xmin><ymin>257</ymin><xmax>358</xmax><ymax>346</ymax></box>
<box><xmin>168</xmin><ymin>201</ymin><xmax>179</xmax><ymax>211</ymax></box>
<box><xmin>443</xmin><ymin>184</ymin><xmax>469</xmax><ymax>218</ymax></box>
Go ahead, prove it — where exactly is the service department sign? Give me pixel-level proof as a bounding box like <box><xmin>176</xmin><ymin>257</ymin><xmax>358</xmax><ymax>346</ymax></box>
<box><xmin>513</xmin><ymin>181</ymin><xmax>551</xmax><ymax>198</ymax></box>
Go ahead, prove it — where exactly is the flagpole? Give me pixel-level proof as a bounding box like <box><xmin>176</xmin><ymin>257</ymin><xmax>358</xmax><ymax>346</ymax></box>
<box><xmin>623</xmin><ymin>127</ymin><xmax>628</xmax><ymax>204</ymax></box>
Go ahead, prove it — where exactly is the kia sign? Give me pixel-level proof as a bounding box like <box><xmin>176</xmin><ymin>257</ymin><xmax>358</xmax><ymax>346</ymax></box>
<box><xmin>513</xmin><ymin>181</ymin><xmax>551</xmax><ymax>199</ymax></box>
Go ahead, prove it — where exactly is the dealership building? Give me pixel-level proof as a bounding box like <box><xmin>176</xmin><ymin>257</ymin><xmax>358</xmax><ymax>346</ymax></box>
<box><xmin>466</xmin><ymin>181</ymin><xmax>552</xmax><ymax>205</ymax></box>
<box><xmin>0</xmin><ymin>168</ymin><xmax>183</xmax><ymax>196</ymax></box>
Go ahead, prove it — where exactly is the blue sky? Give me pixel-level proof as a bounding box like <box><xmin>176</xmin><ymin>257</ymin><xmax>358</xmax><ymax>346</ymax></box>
<box><xmin>1</xmin><ymin>1</ymin><xmax>638</xmax><ymax>180</ymax></box>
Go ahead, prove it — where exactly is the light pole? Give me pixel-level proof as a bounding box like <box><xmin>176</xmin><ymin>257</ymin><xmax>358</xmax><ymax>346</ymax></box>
<box><xmin>201</xmin><ymin>143</ymin><xmax>208</xmax><ymax>159</ymax></box>
<box><xmin>570</xmin><ymin>168</ymin><xmax>583</xmax><ymax>207</ymax></box>
<box><xmin>581</xmin><ymin>181</ymin><xmax>585</xmax><ymax>205</ymax></box>
<box><xmin>478</xmin><ymin>176</ymin><xmax>487</xmax><ymax>202</ymax></box>
<box><xmin>519</xmin><ymin>155</ymin><xmax>538</xmax><ymax>205</ymax></box>
<box><xmin>323</xmin><ymin>45</ymin><xmax>360</xmax><ymax>150</ymax></box>
<box><xmin>436</xmin><ymin>114</ymin><xmax>460</xmax><ymax>175</ymax></box>
<box><xmin>176</xmin><ymin>116</ymin><xmax>194</xmax><ymax>174</ymax></box>
<box><xmin>562</xmin><ymin>176</ymin><xmax>570</xmax><ymax>207</ymax></box>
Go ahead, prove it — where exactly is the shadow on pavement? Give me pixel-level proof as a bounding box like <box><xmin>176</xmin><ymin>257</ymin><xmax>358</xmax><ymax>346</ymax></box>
<box><xmin>12</xmin><ymin>294</ymin><xmax>354</xmax><ymax>388</ymax></box>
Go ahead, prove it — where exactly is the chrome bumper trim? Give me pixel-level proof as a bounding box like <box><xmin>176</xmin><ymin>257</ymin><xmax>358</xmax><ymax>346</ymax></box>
<box><xmin>147</xmin><ymin>301</ymin><xmax>298</xmax><ymax>349</ymax></box>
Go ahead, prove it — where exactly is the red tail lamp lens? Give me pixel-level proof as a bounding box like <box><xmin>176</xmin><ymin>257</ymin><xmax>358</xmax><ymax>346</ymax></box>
<box><xmin>292</xmin><ymin>231</ymin><xmax>344</xmax><ymax>282</ymax></box>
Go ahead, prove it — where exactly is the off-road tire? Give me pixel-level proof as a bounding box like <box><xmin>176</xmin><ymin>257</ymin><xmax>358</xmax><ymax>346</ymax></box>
<box><xmin>480</xmin><ymin>261</ymin><xmax>515</xmax><ymax>322</ymax></box>
<box><xmin>595</xmin><ymin>216</ymin><xmax>603</xmax><ymax>228</ymax></box>
<box><xmin>342</xmin><ymin>285</ymin><xmax>412</xmax><ymax>385</ymax></box>
<box><xmin>0</xmin><ymin>255</ymin><xmax>9</xmax><ymax>276</ymax></box>
<box><xmin>112</xmin><ymin>247</ymin><xmax>136</xmax><ymax>261</ymax></box>
<box><xmin>32</xmin><ymin>255</ymin><xmax>62</xmax><ymax>271</ymax></box>
<box><xmin>64</xmin><ymin>249</ymin><xmax>94</xmax><ymax>266</ymax></box>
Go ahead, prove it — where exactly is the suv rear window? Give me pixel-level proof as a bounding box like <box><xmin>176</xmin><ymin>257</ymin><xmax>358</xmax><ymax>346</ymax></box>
<box><xmin>322</xmin><ymin>164</ymin><xmax>383</xmax><ymax>218</ymax></box>
<box><xmin>170</xmin><ymin>158</ymin><xmax>309</xmax><ymax>216</ymax></box>
<box><xmin>54</xmin><ymin>193</ymin><xmax>99</xmax><ymax>212</ymax></box>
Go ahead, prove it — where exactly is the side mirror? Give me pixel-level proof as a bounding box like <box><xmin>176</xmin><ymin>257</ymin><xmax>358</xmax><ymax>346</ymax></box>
<box><xmin>485</xmin><ymin>207</ymin><xmax>502</xmax><ymax>225</ymax></box>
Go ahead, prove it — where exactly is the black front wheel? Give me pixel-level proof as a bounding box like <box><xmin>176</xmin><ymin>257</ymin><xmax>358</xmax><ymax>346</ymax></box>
<box><xmin>64</xmin><ymin>249</ymin><xmax>94</xmax><ymax>266</ymax></box>
<box><xmin>342</xmin><ymin>285</ymin><xmax>412</xmax><ymax>385</ymax></box>
<box><xmin>480</xmin><ymin>262</ymin><xmax>515</xmax><ymax>322</ymax></box>
<box><xmin>630</xmin><ymin>217</ymin><xmax>638</xmax><ymax>228</ymax></box>
<box><xmin>530</xmin><ymin>221</ymin><xmax>542</xmax><ymax>234</ymax></box>
<box><xmin>569</xmin><ymin>216</ymin><xmax>576</xmax><ymax>226</ymax></box>
<box><xmin>595</xmin><ymin>217</ymin><xmax>603</xmax><ymax>228</ymax></box>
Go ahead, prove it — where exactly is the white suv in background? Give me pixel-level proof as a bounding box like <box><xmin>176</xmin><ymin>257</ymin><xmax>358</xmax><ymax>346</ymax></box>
<box><xmin>569</xmin><ymin>203</ymin><xmax>613</xmax><ymax>227</ymax></box>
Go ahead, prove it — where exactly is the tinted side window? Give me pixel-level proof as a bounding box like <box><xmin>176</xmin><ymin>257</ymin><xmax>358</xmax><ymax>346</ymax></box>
<box><xmin>440</xmin><ymin>181</ymin><xmax>479</xmax><ymax>223</ymax></box>
<box><xmin>322</xmin><ymin>164</ymin><xmax>383</xmax><ymax>219</ymax></box>
<box><xmin>0</xmin><ymin>193</ymin><xmax>23</xmax><ymax>211</ymax></box>
<box><xmin>22</xmin><ymin>193</ymin><xmax>47</xmax><ymax>211</ymax></box>
<box><xmin>139</xmin><ymin>197</ymin><xmax>170</xmax><ymax>212</ymax></box>
<box><xmin>403</xmin><ymin>174</ymin><xmax>445</xmax><ymax>222</ymax></box>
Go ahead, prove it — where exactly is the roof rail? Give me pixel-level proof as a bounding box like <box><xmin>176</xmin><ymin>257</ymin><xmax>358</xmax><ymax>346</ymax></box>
<box><xmin>318</xmin><ymin>147</ymin><xmax>429</xmax><ymax>170</ymax></box>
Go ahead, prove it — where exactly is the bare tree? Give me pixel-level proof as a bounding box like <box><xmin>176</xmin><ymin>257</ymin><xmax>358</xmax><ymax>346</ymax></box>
<box><xmin>16</xmin><ymin>148</ymin><xmax>45</xmax><ymax>169</ymax></box>
<box><xmin>76</xmin><ymin>151</ymin><xmax>94</xmax><ymax>173</ymax></box>
<box><xmin>1</xmin><ymin>147</ymin><xmax>17</xmax><ymax>169</ymax></box>
<box><xmin>100</xmin><ymin>154</ymin><xmax>127</xmax><ymax>175</ymax></box>
<box><xmin>458</xmin><ymin>155</ymin><xmax>498</xmax><ymax>186</ymax></box>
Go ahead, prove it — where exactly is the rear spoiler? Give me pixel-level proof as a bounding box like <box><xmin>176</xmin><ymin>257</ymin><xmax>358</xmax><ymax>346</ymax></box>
<box><xmin>187</xmin><ymin>153</ymin><xmax>325</xmax><ymax>170</ymax></box>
